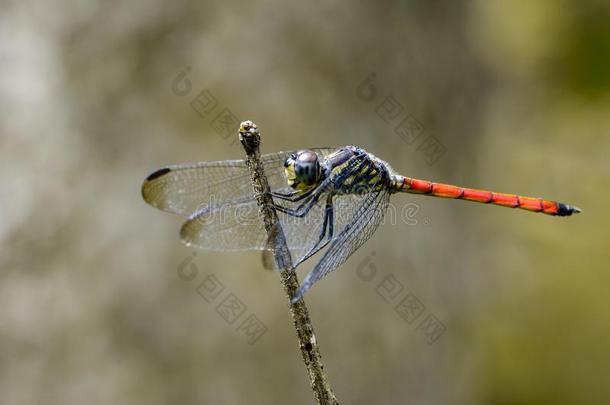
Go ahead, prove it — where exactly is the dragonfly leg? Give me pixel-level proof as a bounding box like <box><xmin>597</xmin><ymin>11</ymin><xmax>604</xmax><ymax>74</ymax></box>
<box><xmin>270</xmin><ymin>188</ymin><xmax>315</xmax><ymax>202</ymax></box>
<box><xmin>272</xmin><ymin>176</ymin><xmax>338</xmax><ymax>217</ymax></box>
<box><xmin>294</xmin><ymin>194</ymin><xmax>334</xmax><ymax>267</ymax></box>
<box><xmin>271</xmin><ymin>183</ymin><xmax>328</xmax><ymax>217</ymax></box>
<box><xmin>272</xmin><ymin>159</ymin><xmax>361</xmax><ymax>217</ymax></box>
<box><xmin>273</xmin><ymin>192</ymin><xmax>322</xmax><ymax>218</ymax></box>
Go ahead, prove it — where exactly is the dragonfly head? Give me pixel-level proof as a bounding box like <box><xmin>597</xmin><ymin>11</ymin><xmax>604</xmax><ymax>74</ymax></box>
<box><xmin>284</xmin><ymin>150</ymin><xmax>321</xmax><ymax>190</ymax></box>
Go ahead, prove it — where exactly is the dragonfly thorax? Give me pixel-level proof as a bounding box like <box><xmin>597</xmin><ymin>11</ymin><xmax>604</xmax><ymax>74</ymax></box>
<box><xmin>284</xmin><ymin>149</ymin><xmax>323</xmax><ymax>190</ymax></box>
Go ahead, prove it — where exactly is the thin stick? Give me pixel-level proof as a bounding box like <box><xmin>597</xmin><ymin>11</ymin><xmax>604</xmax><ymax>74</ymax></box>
<box><xmin>239</xmin><ymin>120</ymin><xmax>339</xmax><ymax>405</ymax></box>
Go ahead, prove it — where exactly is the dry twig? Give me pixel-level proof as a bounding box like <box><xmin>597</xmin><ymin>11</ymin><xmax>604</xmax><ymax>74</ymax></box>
<box><xmin>238</xmin><ymin>120</ymin><xmax>339</xmax><ymax>405</ymax></box>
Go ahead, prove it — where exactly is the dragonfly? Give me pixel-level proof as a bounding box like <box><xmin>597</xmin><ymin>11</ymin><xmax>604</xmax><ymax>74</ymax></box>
<box><xmin>142</xmin><ymin>146</ymin><xmax>581</xmax><ymax>302</ymax></box>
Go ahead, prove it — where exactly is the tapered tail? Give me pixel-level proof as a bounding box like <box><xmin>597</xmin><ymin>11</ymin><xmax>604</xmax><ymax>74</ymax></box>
<box><xmin>391</xmin><ymin>175</ymin><xmax>581</xmax><ymax>216</ymax></box>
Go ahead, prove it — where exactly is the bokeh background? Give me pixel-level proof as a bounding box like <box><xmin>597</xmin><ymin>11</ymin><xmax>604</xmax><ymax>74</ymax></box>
<box><xmin>1</xmin><ymin>1</ymin><xmax>609</xmax><ymax>404</ymax></box>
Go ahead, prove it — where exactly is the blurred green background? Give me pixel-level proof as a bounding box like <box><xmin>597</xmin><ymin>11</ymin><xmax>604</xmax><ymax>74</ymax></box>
<box><xmin>1</xmin><ymin>1</ymin><xmax>608</xmax><ymax>404</ymax></box>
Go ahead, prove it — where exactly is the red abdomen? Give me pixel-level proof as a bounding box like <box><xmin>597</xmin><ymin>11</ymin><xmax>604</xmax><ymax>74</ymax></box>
<box><xmin>391</xmin><ymin>176</ymin><xmax>580</xmax><ymax>216</ymax></box>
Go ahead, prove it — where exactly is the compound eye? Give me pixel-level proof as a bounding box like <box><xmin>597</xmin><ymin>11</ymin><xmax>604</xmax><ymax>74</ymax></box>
<box><xmin>294</xmin><ymin>150</ymin><xmax>320</xmax><ymax>185</ymax></box>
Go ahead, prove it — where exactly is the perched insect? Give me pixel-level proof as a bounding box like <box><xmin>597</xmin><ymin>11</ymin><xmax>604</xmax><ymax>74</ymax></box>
<box><xmin>142</xmin><ymin>146</ymin><xmax>581</xmax><ymax>302</ymax></box>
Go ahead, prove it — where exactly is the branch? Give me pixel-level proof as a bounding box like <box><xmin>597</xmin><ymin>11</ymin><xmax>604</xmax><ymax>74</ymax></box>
<box><xmin>238</xmin><ymin>120</ymin><xmax>339</xmax><ymax>405</ymax></box>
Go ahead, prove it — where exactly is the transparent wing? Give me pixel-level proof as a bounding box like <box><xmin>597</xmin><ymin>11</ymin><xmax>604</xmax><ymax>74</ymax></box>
<box><xmin>142</xmin><ymin>148</ymin><xmax>335</xmax><ymax>217</ymax></box>
<box><xmin>142</xmin><ymin>159</ymin><xmax>251</xmax><ymax>217</ymax></box>
<box><xmin>262</xmin><ymin>191</ymin><xmax>379</xmax><ymax>270</ymax></box>
<box><xmin>180</xmin><ymin>188</ymin><xmax>332</xmax><ymax>253</ymax></box>
<box><xmin>275</xmin><ymin>188</ymin><xmax>333</xmax><ymax>260</ymax></box>
<box><xmin>180</xmin><ymin>151</ymin><xmax>369</xmax><ymax>254</ymax></box>
<box><xmin>292</xmin><ymin>184</ymin><xmax>390</xmax><ymax>302</ymax></box>
<box><xmin>180</xmin><ymin>197</ymin><xmax>267</xmax><ymax>251</ymax></box>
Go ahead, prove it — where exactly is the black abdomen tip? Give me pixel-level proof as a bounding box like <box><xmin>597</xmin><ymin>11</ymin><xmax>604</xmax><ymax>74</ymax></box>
<box><xmin>557</xmin><ymin>202</ymin><xmax>582</xmax><ymax>216</ymax></box>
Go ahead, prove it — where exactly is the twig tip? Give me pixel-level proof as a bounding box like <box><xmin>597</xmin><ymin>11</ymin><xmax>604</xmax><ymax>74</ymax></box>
<box><xmin>239</xmin><ymin>120</ymin><xmax>260</xmax><ymax>151</ymax></box>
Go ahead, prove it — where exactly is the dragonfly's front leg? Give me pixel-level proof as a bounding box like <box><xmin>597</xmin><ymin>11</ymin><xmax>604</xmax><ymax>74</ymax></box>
<box><xmin>272</xmin><ymin>178</ymin><xmax>334</xmax><ymax>217</ymax></box>
<box><xmin>273</xmin><ymin>191</ymin><xmax>322</xmax><ymax>218</ymax></box>
<box><xmin>294</xmin><ymin>194</ymin><xmax>334</xmax><ymax>267</ymax></box>
<box><xmin>270</xmin><ymin>188</ymin><xmax>315</xmax><ymax>202</ymax></box>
